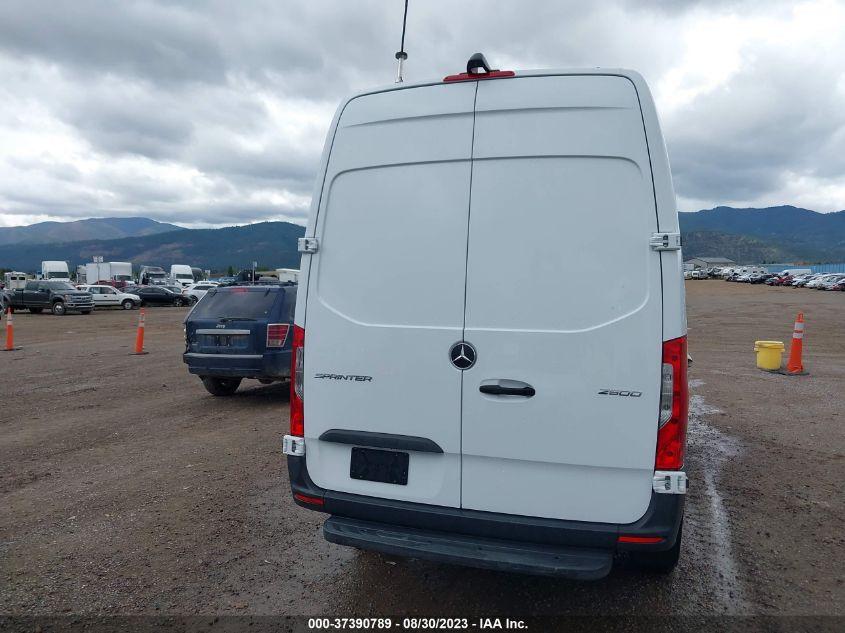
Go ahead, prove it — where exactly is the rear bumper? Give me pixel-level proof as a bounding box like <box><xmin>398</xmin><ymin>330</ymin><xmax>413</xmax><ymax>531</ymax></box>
<box><xmin>287</xmin><ymin>455</ymin><xmax>684</xmax><ymax>577</ymax></box>
<box><xmin>183</xmin><ymin>350</ymin><xmax>290</xmax><ymax>380</ymax></box>
<box><xmin>324</xmin><ymin>516</ymin><xmax>612</xmax><ymax>579</ymax></box>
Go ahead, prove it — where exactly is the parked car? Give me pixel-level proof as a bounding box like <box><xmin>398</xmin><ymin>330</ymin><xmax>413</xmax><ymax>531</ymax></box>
<box><xmin>806</xmin><ymin>274</ymin><xmax>837</xmax><ymax>289</ymax></box>
<box><xmin>133</xmin><ymin>286</ymin><xmax>192</xmax><ymax>307</ymax></box>
<box><xmin>819</xmin><ymin>274</ymin><xmax>845</xmax><ymax>290</ymax></box>
<box><xmin>792</xmin><ymin>275</ymin><xmax>817</xmax><ymax>287</ymax></box>
<box><xmin>9</xmin><ymin>280</ymin><xmax>94</xmax><ymax>315</ymax></box>
<box><xmin>766</xmin><ymin>274</ymin><xmax>792</xmax><ymax>286</ymax></box>
<box><xmin>748</xmin><ymin>273</ymin><xmax>774</xmax><ymax>284</ymax></box>
<box><xmin>284</xmin><ymin>61</ymin><xmax>688</xmax><ymax>577</ymax></box>
<box><xmin>183</xmin><ymin>282</ymin><xmax>219</xmax><ymax>303</ymax></box>
<box><xmin>830</xmin><ymin>278</ymin><xmax>845</xmax><ymax>291</ymax></box>
<box><xmin>183</xmin><ymin>284</ymin><xmax>297</xmax><ymax>395</ymax></box>
<box><xmin>77</xmin><ymin>284</ymin><xmax>140</xmax><ymax>310</ymax></box>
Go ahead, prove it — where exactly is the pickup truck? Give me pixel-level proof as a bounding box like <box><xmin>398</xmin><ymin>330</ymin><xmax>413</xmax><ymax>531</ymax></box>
<box><xmin>10</xmin><ymin>280</ymin><xmax>94</xmax><ymax>315</ymax></box>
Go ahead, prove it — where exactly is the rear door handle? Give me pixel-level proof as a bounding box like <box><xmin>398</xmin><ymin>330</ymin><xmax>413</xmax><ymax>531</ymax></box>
<box><xmin>479</xmin><ymin>380</ymin><xmax>536</xmax><ymax>398</ymax></box>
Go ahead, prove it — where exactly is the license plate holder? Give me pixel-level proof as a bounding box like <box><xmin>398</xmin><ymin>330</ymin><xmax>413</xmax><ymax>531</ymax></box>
<box><xmin>349</xmin><ymin>447</ymin><xmax>409</xmax><ymax>485</ymax></box>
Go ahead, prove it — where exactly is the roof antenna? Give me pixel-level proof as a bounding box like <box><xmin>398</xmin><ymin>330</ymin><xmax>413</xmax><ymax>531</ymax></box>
<box><xmin>395</xmin><ymin>0</ymin><xmax>409</xmax><ymax>83</ymax></box>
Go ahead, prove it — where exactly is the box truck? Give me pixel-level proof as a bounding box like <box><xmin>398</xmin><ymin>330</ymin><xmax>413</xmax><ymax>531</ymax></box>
<box><xmin>84</xmin><ymin>262</ymin><xmax>133</xmax><ymax>288</ymax></box>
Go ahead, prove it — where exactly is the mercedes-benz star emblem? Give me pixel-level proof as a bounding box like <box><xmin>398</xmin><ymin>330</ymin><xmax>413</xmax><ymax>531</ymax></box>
<box><xmin>449</xmin><ymin>341</ymin><xmax>477</xmax><ymax>370</ymax></box>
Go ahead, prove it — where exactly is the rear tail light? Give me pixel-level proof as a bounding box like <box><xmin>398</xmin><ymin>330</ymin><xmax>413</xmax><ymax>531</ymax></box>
<box><xmin>656</xmin><ymin>336</ymin><xmax>688</xmax><ymax>470</ymax></box>
<box><xmin>293</xmin><ymin>492</ymin><xmax>323</xmax><ymax>506</ymax></box>
<box><xmin>617</xmin><ymin>535</ymin><xmax>664</xmax><ymax>544</ymax></box>
<box><xmin>266</xmin><ymin>323</ymin><xmax>290</xmax><ymax>348</ymax></box>
<box><xmin>290</xmin><ymin>325</ymin><xmax>305</xmax><ymax>437</ymax></box>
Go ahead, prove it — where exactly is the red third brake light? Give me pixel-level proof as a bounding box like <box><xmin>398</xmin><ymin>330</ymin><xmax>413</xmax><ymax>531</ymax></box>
<box><xmin>443</xmin><ymin>69</ymin><xmax>515</xmax><ymax>82</ymax></box>
<box><xmin>656</xmin><ymin>336</ymin><xmax>689</xmax><ymax>470</ymax></box>
<box><xmin>266</xmin><ymin>323</ymin><xmax>289</xmax><ymax>348</ymax></box>
<box><xmin>290</xmin><ymin>325</ymin><xmax>305</xmax><ymax>437</ymax></box>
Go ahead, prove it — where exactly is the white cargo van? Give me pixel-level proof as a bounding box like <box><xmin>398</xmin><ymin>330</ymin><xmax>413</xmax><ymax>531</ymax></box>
<box><xmin>284</xmin><ymin>56</ymin><xmax>688</xmax><ymax>578</ymax></box>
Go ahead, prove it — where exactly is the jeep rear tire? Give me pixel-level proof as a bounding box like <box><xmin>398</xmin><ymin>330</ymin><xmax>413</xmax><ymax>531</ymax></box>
<box><xmin>201</xmin><ymin>376</ymin><xmax>242</xmax><ymax>396</ymax></box>
<box><xmin>52</xmin><ymin>302</ymin><xmax>66</xmax><ymax>316</ymax></box>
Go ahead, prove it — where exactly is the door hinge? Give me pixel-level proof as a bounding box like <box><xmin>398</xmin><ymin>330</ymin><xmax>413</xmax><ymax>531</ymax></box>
<box><xmin>652</xmin><ymin>470</ymin><xmax>687</xmax><ymax>494</ymax></box>
<box><xmin>282</xmin><ymin>434</ymin><xmax>306</xmax><ymax>456</ymax></box>
<box><xmin>298</xmin><ymin>237</ymin><xmax>319</xmax><ymax>254</ymax></box>
<box><xmin>649</xmin><ymin>232</ymin><xmax>682</xmax><ymax>251</ymax></box>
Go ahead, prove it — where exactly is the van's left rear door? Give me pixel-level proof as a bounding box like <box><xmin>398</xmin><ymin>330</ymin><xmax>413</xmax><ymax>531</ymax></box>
<box><xmin>303</xmin><ymin>83</ymin><xmax>477</xmax><ymax>508</ymax></box>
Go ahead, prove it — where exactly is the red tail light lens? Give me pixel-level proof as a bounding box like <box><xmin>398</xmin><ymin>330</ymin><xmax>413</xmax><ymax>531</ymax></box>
<box><xmin>656</xmin><ymin>336</ymin><xmax>688</xmax><ymax>470</ymax></box>
<box><xmin>618</xmin><ymin>535</ymin><xmax>665</xmax><ymax>544</ymax></box>
<box><xmin>294</xmin><ymin>492</ymin><xmax>324</xmax><ymax>506</ymax></box>
<box><xmin>266</xmin><ymin>323</ymin><xmax>290</xmax><ymax>348</ymax></box>
<box><xmin>290</xmin><ymin>325</ymin><xmax>305</xmax><ymax>437</ymax></box>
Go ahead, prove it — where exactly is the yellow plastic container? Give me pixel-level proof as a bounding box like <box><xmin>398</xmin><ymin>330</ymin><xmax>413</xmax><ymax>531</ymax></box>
<box><xmin>754</xmin><ymin>340</ymin><xmax>785</xmax><ymax>370</ymax></box>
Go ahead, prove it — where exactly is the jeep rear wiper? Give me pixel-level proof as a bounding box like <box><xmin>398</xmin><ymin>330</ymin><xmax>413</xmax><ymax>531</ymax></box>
<box><xmin>218</xmin><ymin>317</ymin><xmax>257</xmax><ymax>322</ymax></box>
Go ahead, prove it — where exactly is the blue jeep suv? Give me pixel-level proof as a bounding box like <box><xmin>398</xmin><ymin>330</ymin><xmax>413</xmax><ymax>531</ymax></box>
<box><xmin>183</xmin><ymin>284</ymin><xmax>296</xmax><ymax>396</ymax></box>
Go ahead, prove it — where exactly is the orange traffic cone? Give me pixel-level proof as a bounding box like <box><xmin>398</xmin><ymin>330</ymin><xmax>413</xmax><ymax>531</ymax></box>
<box><xmin>3</xmin><ymin>307</ymin><xmax>19</xmax><ymax>351</ymax></box>
<box><xmin>785</xmin><ymin>312</ymin><xmax>806</xmax><ymax>375</ymax></box>
<box><xmin>131</xmin><ymin>308</ymin><xmax>149</xmax><ymax>355</ymax></box>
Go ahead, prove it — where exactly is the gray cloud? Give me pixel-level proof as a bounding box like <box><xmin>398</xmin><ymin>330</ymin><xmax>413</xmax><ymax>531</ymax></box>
<box><xmin>0</xmin><ymin>0</ymin><xmax>843</xmax><ymax>228</ymax></box>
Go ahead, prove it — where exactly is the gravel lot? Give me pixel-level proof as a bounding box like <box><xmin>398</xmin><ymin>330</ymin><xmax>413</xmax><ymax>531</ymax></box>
<box><xmin>1</xmin><ymin>282</ymin><xmax>843</xmax><ymax>619</ymax></box>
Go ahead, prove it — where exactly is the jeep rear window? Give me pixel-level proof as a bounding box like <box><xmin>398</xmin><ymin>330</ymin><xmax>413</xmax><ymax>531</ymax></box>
<box><xmin>191</xmin><ymin>288</ymin><xmax>280</xmax><ymax>320</ymax></box>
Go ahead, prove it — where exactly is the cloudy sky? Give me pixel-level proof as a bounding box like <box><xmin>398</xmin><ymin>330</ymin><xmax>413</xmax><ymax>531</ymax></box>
<box><xmin>0</xmin><ymin>0</ymin><xmax>843</xmax><ymax>228</ymax></box>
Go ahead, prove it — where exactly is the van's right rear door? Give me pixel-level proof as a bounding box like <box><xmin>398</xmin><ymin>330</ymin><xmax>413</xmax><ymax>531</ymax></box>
<box><xmin>460</xmin><ymin>75</ymin><xmax>663</xmax><ymax>524</ymax></box>
<box><xmin>303</xmin><ymin>83</ymin><xmax>477</xmax><ymax>508</ymax></box>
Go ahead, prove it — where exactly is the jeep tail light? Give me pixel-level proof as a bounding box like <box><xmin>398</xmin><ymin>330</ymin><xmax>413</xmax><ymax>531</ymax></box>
<box><xmin>656</xmin><ymin>336</ymin><xmax>688</xmax><ymax>470</ymax></box>
<box><xmin>266</xmin><ymin>323</ymin><xmax>289</xmax><ymax>348</ymax></box>
<box><xmin>290</xmin><ymin>325</ymin><xmax>305</xmax><ymax>437</ymax></box>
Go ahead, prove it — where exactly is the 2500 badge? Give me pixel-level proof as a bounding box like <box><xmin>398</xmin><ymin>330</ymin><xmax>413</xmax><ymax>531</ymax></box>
<box><xmin>598</xmin><ymin>389</ymin><xmax>642</xmax><ymax>397</ymax></box>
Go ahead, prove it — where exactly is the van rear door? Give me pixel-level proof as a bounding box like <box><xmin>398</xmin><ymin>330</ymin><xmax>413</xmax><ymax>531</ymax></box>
<box><xmin>460</xmin><ymin>75</ymin><xmax>663</xmax><ymax>523</ymax></box>
<box><xmin>303</xmin><ymin>83</ymin><xmax>477</xmax><ymax>507</ymax></box>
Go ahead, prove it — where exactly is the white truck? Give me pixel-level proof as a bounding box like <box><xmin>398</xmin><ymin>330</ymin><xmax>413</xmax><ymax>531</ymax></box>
<box><xmin>138</xmin><ymin>266</ymin><xmax>167</xmax><ymax>286</ymax></box>
<box><xmin>84</xmin><ymin>262</ymin><xmax>133</xmax><ymax>287</ymax></box>
<box><xmin>284</xmin><ymin>56</ymin><xmax>688</xmax><ymax>578</ymax></box>
<box><xmin>275</xmin><ymin>268</ymin><xmax>300</xmax><ymax>283</ymax></box>
<box><xmin>40</xmin><ymin>261</ymin><xmax>70</xmax><ymax>280</ymax></box>
<box><xmin>170</xmin><ymin>264</ymin><xmax>195</xmax><ymax>288</ymax></box>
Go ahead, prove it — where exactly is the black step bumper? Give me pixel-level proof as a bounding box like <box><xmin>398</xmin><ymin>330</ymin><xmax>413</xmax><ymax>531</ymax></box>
<box><xmin>324</xmin><ymin>516</ymin><xmax>613</xmax><ymax>579</ymax></box>
<box><xmin>288</xmin><ymin>455</ymin><xmax>684</xmax><ymax>576</ymax></box>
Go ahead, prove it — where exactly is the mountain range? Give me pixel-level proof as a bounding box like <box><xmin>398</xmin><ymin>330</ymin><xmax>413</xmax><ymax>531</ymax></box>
<box><xmin>0</xmin><ymin>205</ymin><xmax>843</xmax><ymax>273</ymax></box>
<box><xmin>678</xmin><ymin>205</ymin><xmax>845</xmax><ymax>263</ymax></box>
<box><xmin>0</xmin><ymin>217</ymin><xmax>180</xmax><ymax>246</ymax></box>
<box><xmin>0</xmin><ymin>221</ymin><xmax>304</xmax><ymax>273</ymax></box>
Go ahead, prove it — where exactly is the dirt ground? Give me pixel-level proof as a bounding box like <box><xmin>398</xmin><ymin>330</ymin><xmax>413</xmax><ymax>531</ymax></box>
<box><xmin>0</xmin><ymin>282</ymin><xmax>843</xmax><ymax>621</ymax></box>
